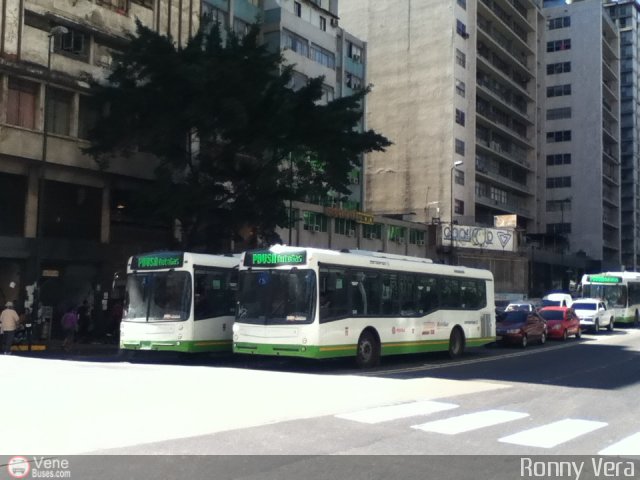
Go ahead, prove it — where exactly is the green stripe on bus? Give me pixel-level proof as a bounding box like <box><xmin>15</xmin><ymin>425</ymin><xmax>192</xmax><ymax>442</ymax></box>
<box><xmin>234</xmin><ymin>336</ymin><xmax>497</xmax><ymax>359</ymax></box>
<box><xmin>120</xmin><ymin>339</ymin><xmax>232</xmax><ymax>353</ymax></box>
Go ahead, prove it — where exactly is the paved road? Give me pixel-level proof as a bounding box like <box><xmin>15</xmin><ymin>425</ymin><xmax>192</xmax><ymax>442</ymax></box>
<box><xmin>2</xmin><ymin>328</ymin><xmax>639</xmax><ymax>461</ymax></box>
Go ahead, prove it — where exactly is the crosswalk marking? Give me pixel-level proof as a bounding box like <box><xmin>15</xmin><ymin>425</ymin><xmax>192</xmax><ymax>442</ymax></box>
<box><xmin>411</xmin><ymin>409</ymin><xmax>529</xmax><ymax>435</ymax></box>
<box><xmin>599</xmin><ymin>432</ymin><xmax>640</xmax><ymax>455</ymax></box>
<box><xmin>335</xmin><ymin>400</ymin><xmax>459</xmax><ymax>424</ymax></box>
<box><xmin>499</xmin><ymin>419</ymin><xmax>608</xmax><ymax>448</ymax></box>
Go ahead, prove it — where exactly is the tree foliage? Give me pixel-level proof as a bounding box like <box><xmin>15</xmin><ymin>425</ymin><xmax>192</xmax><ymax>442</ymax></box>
<box><xmin>86</xmin><ymin>19</ymin><xmax>391</xmax><ymax>250</ymax></box>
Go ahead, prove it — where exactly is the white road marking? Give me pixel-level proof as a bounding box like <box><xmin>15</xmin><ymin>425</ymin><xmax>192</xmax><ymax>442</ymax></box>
<box><xmin>599</xmin><ymin>432</ymin><xmax>640</xmax><ymax>455</ymax></box>
<box><xmin>335</xmin><ymin>400</ymin><xmax>459</xmax><ymax>424</ymax></box>
<box><xmin>499</xmin><ymin>419</ymin><xmax>607</xmax><ymax>448</ymax></box>
<box><xmin>411</xmin><ymin>409</ymin><xmax>529</xmax><ymax>434</ymax></box>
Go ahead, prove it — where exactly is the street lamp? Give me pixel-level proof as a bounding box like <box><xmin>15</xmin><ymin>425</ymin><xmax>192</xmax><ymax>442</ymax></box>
<box><xmin>450</xmin><ymin>160</ymin><xmax>463</xmax><ymax>264</ymax></box>
<box><xmin>31</xmin><ymin>25</ymin><xmax>69</xmax><ymax>340</ymax></box>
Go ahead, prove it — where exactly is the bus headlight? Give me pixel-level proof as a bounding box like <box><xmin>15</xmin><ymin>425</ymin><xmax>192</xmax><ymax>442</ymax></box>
<box><xmin>302</xmin><ymin>337</ymin><xmax>307</xmax><ymax>344</ymax></box>
<box><xmin>232</xmin><ymin>323</ymin><xmax>240</xmax><ymax>334</ymax></box>
<box><xmin>233</xmin><ymin>334</ymin><xmax>238</xmax><ymax>341</ymax></box>
<box><xmin>178</xmin><ymin>334</ymin><xmax>182</xmax><ymax>339</ymax></box>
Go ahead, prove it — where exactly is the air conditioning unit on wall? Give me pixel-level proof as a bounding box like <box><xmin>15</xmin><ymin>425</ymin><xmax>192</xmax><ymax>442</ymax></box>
<box><xmin>330</xmin><ymin>18</ymin><xmax>339</xmax><ymax>27</ymax></box>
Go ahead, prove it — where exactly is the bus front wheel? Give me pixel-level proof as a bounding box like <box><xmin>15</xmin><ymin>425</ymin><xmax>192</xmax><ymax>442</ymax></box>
<box><xmin>356</xmin><ymin>330</ymin><xmax>380</xmax><ymax>369</ymax></box>
<box><xmin>448</xmin><ymin>328</ymin><xmax>465</xmax><ymax>359</ymax></box>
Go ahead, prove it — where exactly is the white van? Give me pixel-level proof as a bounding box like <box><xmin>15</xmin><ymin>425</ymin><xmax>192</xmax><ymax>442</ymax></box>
<box><xmin>542</xmin><ymin>292</ymin><xmax>573</xmax><ymax>308</ymax></box>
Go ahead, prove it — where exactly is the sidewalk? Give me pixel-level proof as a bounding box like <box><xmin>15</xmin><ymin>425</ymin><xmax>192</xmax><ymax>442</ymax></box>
<box><xmin>10</xmin><ymin>338</ymin><xmax>120</xmax><ymax>358</ymax></box>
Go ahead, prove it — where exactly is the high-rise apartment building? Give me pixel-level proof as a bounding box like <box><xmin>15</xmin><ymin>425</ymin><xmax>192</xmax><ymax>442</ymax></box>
<box><xmin>339</xmin><ymin>0</ymin><xmax>541</xmax><ymax>233</ymax></box>
<box><xmin>541</xmin><ymin>0</ymin><xmax>620</xmax><ymax>269</ymax></box>
<box><xmin>605</xmin><ymin>0</ymin><xmax>639</xmax><ymax>270</ymax></box>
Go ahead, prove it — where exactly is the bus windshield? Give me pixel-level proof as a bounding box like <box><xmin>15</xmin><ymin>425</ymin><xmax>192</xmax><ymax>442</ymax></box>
<box><xmin>124</xmin><ymin>271</ymin><xmax>192</xmax><ymax>322</ymax></box>
<box><xmin>237</xmin><ymin>269</ymin><xmax>316</xmax><ymax>325</ymax></box>
<box><xmin>582</xmin><ymin>284</ymin><xmax>626</xmax><ymax>307</ymax></box>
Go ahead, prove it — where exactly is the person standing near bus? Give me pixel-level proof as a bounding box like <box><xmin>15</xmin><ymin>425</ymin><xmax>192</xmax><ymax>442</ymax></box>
<box><xmin>0</xmin><ymin>302</ymin><xmax>20</xmax><ymax>355</ymax></box>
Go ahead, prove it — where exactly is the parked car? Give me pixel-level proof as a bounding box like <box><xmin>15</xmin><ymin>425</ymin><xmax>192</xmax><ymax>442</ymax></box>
<box><xmin>538</xmin><ymin>306</ymin><xmax>581</xmax><ymax>340</ymax></box>
<box><xmin>505</xmin><ymin>303</ymin><xmax>536</xmax><ymax>312</ymax></box>
<box><xmin>572</xmin><ymin>298</ymin><xmax>615</xmax><ymax>333</ymax></box>
<box><xmin>541</xmin><ymin>292</ymin><xmax>573</xmax><ymax>308</ymax></box>
<box><xmin>495</xmin><ymin>299</ymin><xmax>510</xmax><ymax>317</ymax></box>
<box><xmin>496</xmin><ymin>310</ymin><xmax>547</xmax><ymax>348</ymax></box>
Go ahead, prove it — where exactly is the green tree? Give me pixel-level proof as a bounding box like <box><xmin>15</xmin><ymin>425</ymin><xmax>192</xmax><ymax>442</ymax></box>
<box><xmin>86</xmin><ymin>20</ymin><xmax>391</xmax><ymax>250</ymax></box>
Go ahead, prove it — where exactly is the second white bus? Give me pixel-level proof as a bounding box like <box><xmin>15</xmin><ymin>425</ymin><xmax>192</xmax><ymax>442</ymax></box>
<box><xmin>120</xmin><ymin>251</ymin><xmax>239</xmax><ymax>353</ymax></box>
<box><xmin>233</xmin><ymin>246</ymin><xmax>495</xmax><ymax>367</ymax></box>
<box><xmin>580</xmin><ymin>272</ymin><xmax>640</xmax><ymax>326</ymax></box>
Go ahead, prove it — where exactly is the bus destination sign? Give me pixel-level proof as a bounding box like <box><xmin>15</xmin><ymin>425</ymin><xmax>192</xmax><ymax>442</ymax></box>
<box><xmin>132</xmin><ymin>252</ymin><xmax>184</xmax><ymax>270</ymax></box>
<box><xmin>244</xmin><ymin>251</ymin><xmax>307</xmax><ymax>267</ymax></box>
<box><xmin>588</xmin><ymin>275</ymin><xmax>621</xmax><ymax>284</ymax></box>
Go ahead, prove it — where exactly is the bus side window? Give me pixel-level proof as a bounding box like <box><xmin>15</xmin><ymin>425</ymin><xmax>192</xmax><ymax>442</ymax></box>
<box><xmin>349</xmin><ymin>271</ymin><xmax>368</xmax><ymax>315</ymax></box>
<box><xmin>320</xmin><ymin>268</ymin><xmax>349</xmax><ymax>321</ymax></box>
<box><xmin>417</xmin><ymin>275</ymin><xmax>438</xmax><ymax>314</ymax></box>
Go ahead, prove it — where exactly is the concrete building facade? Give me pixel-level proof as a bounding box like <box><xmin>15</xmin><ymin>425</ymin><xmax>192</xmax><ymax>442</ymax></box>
<box><xmin>541</xmin><ymin>0</ymin><xmax>621</xmax><ymax>269</ymax></box>
<box><xmin>338</xmin><ymin>0</ymin><xmax>541</xmax><ymax>233</ymax></box>
<box><xmin>605</xmin><ymin>0</ymin><xmax>640</xmax><ymax>271</ymax></box>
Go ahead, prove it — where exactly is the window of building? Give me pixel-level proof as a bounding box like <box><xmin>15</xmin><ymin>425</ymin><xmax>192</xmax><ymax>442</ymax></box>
<box><xmin>363</xmin><ymin>223</ymin><xmax>382</xmax><ymax>240</ymax></box>
<box><xmin>345</xmin><ymin>72</ymin><xmax>362</xmax><ymax>89</ymax></box>
<box><xmin>388</xmin><ymin>225</ymin><xmax>406</xmax><ymax>243</ymax></box>
<box><xmin>409</xmin><ymin>229</ymin><xmax>426</xmax><ymax>245</ymax></box>
<box><xmin>456</xmin><ymin>49</ymin><xmax>466</xmax><ymax>68</ymax></box>
<box><xmin>302</xmin><ymin>211</ymin><xmax>328</xmax><ymax>232</ymax></box>
<box><xmin>283</xmin><ymin>29</ymin><xmax>309</xmax><ymax>57</ymax></box>
<box><xmin>457</xmin><ymin>0</ymin><xmax>466</xmax><ymax>9</ymax></box>
<box><xmin>334</xmin><ymin>218</ymin><xmax>357</xmax><ymax>236</ymax></box>
<box><xmin>45</xmin><ymin>88</ymin><xmax>73</xmax><ymax>136</ymax></box>
<box><xmin>347</xmin><ymin>42</ymin><xmax>363</xmax><ymax>63</ymax></box>
<box><xmin>131</xmin><ymin>0</ymin><xmax>153</xmax><ymax>8</ymax></box>
<box><xmin>546</xmin><ymin>130</ymin><xmax>571</xmax><ymax>143</ymax></box>
<box><xmin>320</xmin><ymin>16</ymin><xmax>326</xmax><ymax>31</ymax></box>
<box><xmin>548</xmin><ymin>16</ymin><xmax>570</xmax><ymax>30</ymax></box>
<box><xmin>546</xmin><ymin>84</ymin><xmax>571</xmax><ymax>97</ymax></box>
<box><xmin>201</xmin><ymin>4</ymin><xmax>229</xmax><ymax>29</ymax></box>
<box><xmin>455</xmin><ymin>139</ymin><xmax>465</xmax><ymax>155</ymax></box>
<box><xmin>455</xmin><ymin>79</ymin><xmax>465</xmax><ymax>98</ymax></box>
<box><xmin>456</xmin><ymin>20</ymin><xmax>469</xmax><ymax>38</ymax></box>
<box><xmin>546</xmin><ymin>107</ymin><xmax>572</xmax><ymax>120</ymax></box>
<box><xmin>96</xmin><ymin>0</ymin><xmax>127</xmax><ymax>13</ymax></box>
<box><xmin>294</xmin><ymin>1</ymin><xmax>302</xmax><ymax>17</ymax></box>
<box><xmin>6</xmin><ymin>78</ymin><xmax>38</xmax><ymax>129</ymax></box>
<box><xmin>454</xmin><ymin>199</ymin><xmax>465</xmax><ymax>215</ymax></box>
<box><xmin>455</xmin><ymin>109</ymin><xmax>465</xmax><ymax>126</ymax></box>
<box><xmin>490</xmin><ymin>186</ymin><xmax>507</xmax><ymax>204</ymax></box>
<box><xmin>287</xmin><ymin>70</ymin><xmax>308</xmax><ymax>91</ymax></box>
<box><xmin>53</xmin><ymin>27</ymin><xmax>89</xmax><ymax>61</ymax></box>
<box><xmin>547</xmin><ymin>62</ymin><xmax>571</xmax><ymax>75</ymax></box>
<box><xmin>310</xmin><ymin>43</ymin><xmax>335</xmax><ymax>69</ymax></box>
<box><xmin>455</xmin><ymin>170</ymin><xmax>465</xmax><ymax>186</ymax></box>
<box><xmin>547</xmin><ymin>39</ymin><xmax>571</xmax><ymax>52</ymax></box>
<box><xmin>233</xmin><ymin>18</ymin><xmax>250</xmax><ymax>37</ymax></box>
<box><xmin>546</xmin><ymin>176</ymin><xmax>572</xmax><ymax>188</ymax></box>
<box><xmin>321</xmin><ymin>84</ymin><xmax>335</xmax><ymax>103</ymax></box>
<box><xmin>546</xmin><ymin>153</ymin><xmax>571</xmax><ymax>165</ymax></box>
<box><xmin>78</xmin><ymin>95</ymin><xmax>100</xmax><ymax>140</ymax></box>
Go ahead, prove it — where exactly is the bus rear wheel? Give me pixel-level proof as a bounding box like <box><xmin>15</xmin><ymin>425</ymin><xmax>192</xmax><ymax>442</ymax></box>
<box><xmin>356</xmin><ymin>330</ymin><xmax>380</xmax><ymax>368</ymax></box>
<box><xmin>448</xmin><ymin>328</ymin><xmax>465</xmax><ymax>359</ymax></box>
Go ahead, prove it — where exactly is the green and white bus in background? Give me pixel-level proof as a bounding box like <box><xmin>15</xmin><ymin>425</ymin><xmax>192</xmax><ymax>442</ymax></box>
<box><xmin>120</xmin><ymin>251</ymin><xmax>239</xmax><ymax>353</ymax></box>
<box><xmin>580</xmin><ymin>272</ymin><xmax>640</xmax><ymax>326</ymax></box>
<box><xmin>233</xmin><ymin>246</ymin><xmax>496</xmax><ymax>367</ymax></box>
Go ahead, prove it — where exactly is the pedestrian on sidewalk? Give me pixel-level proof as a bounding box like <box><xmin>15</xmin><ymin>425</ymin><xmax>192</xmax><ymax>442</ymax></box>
<box><xmin>0</xmin><ymin>301</ymin><xmax>20</xmax><ymax>355</ymax></box>
<box><xmin>61</xmin><ymin>307</ymin><xmax>79</xmax><ymax>353</ymax></box>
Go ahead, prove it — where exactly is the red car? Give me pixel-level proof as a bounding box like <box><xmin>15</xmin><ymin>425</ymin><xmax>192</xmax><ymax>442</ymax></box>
<box><xmin>496</xmin><ymin>310</ymin><xmax>547</xmax><ymax>347</ymax></box>
<box><xmin>538</xmin><ymin>306</ymin><xmax>581</xmax><ymax>340</ymax></box>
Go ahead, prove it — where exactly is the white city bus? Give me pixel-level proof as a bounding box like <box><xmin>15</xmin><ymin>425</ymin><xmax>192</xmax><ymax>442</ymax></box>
<box><xmin>580</xmin><ymin>272</ymin><xmax>640</xmax><ymax>326</ymax></box>
<box><xmin>233</xmin><ymin>246</ymin><xmax>495</xmax><ymax>367</ymax></box>
<box><xmin>120</xmin><ymin>251</ymin><xmax>239</xmax><ymax>353</ymax></box>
